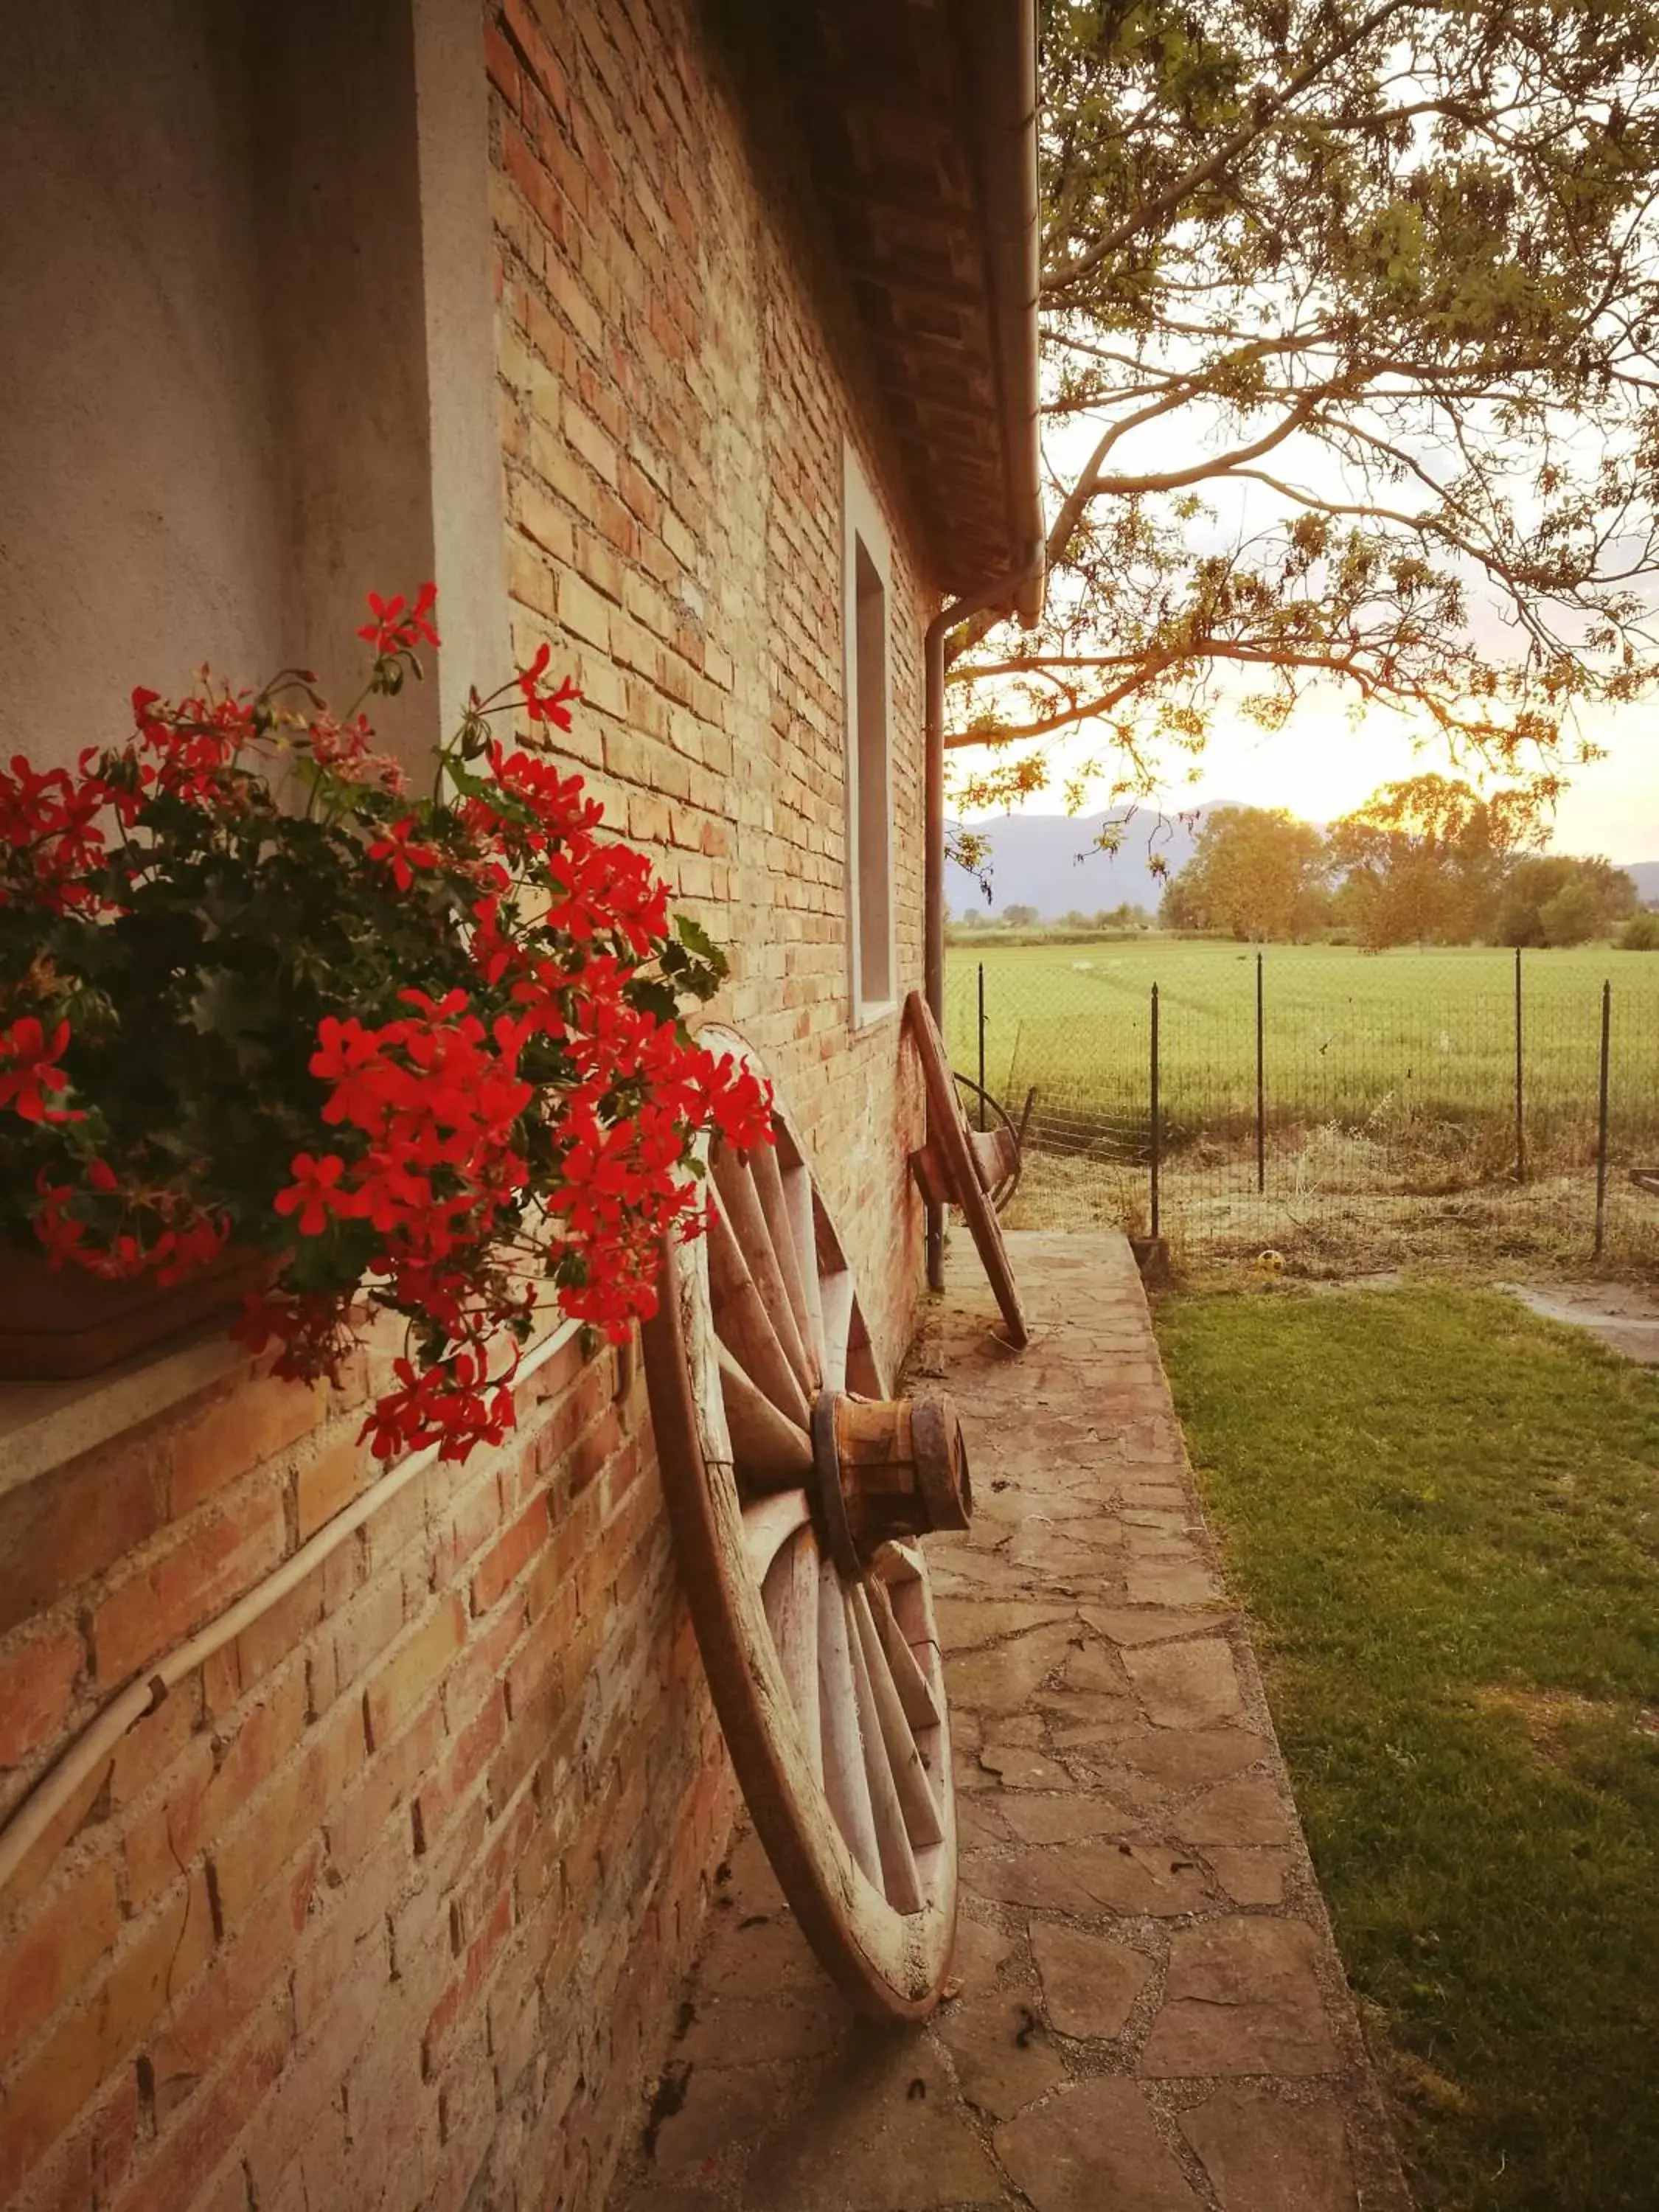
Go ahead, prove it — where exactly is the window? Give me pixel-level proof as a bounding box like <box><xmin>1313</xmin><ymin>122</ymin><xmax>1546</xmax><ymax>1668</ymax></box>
<box><xmin>844</xmin><ymin>445</ymin><xmax>894</xmax><ymax>1022</ymax></box>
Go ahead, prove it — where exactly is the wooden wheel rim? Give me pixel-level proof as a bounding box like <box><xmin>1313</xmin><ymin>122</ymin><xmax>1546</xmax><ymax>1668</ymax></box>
<box><xmin>905</xmin><ymin>991</ymin><xmax>1030</xmax><ymax>1347</ymax></box>
<box><xmin>641</xmin><ymin>1031</ymin><xmax>960</xmax><ymax>2020</ymax></box>
<box><xmin>950</xmin><ymin>1071</ymin><xmax>1025</xmax><ymax>1213</ymax></box>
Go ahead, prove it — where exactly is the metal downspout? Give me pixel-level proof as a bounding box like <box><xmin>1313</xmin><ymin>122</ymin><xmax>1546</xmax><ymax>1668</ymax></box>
<box><xmin>923</xmin><ymin>540</ymin><xmax>1044</xmax><ymax>1290</ymax></box>
<box><xmin>920</xmin><ymin>0</ymin><xmax>1046</xmax><ymax>1292</ymax></box>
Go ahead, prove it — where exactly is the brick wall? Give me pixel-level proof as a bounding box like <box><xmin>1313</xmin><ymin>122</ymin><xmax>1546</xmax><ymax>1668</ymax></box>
<box><xmin>0</xmin><ymin>1</ymin><xmax>935</xmax><ymax>2208</ymax></box>
<box><xmin>488</xmin><ymin>0</ymin><xmax>930</xmax><ymax>1368</ymax></box>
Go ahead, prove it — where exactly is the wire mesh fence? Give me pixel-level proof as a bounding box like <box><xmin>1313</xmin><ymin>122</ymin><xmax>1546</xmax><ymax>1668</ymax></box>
<box><xmin>945</xmin><ymin>942</ymin><xmax>1659</xmax><ymax>1276</ymax></box>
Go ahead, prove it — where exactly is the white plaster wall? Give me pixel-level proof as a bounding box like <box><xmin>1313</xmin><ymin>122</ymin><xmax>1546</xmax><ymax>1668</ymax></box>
<box><xmin>0</xmin><ymin>1</ymin><xmax>287</xmax><ymax>765</ymax></box>
<box><xmin>0</xmin><ymin>0</ymin><xmax>507</xmax><ymax>778</ymax></box>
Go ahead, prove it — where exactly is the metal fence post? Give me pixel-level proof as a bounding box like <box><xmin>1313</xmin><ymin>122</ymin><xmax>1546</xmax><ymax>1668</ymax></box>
<box><xmin>1514</xmin><ymin>945</ymin><xmax>1526</xmax><ymax>1184</ymax></box>
<box><xmin>1593</xmin><ymin>978</ymin><xmax>1612</xmax><ymax>1260</ymax></box>
<box><xmin>976</xmin><ymin>961</ymin><xmax>987</xmax><ymax>1130</ymax></box>
<box><xmin>1255</xmin><ymin>950</ymin><xmax>1266</xmax><ymax>1194</ymax></box>
<box><xmin>1150</xmin><ymin>981</ymin><xmax>1161</xmax><ymax>1239</ymax></box>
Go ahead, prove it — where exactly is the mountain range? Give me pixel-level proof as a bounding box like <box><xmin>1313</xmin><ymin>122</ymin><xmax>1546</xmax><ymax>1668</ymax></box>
<box><xmin>947</xmin><ymin>807</ymin><xmax>1659</xmax><ymax>920</ymax></box>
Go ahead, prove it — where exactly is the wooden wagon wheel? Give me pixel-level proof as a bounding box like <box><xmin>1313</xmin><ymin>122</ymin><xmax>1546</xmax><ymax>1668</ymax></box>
<box><xmin>948</xmin><ymin>1071</ymin><xmax>1026</xmax><ymax>1214</ymax></box>
<box><xmin>904</xmin><ymin>991</ymin><xmax>1030</xmax><ymax>1348</ymax></box>
<box><xmin>641</xmin><ymin>1031</ymin><xmax>970</xmax><ymax>2020</ymax></box>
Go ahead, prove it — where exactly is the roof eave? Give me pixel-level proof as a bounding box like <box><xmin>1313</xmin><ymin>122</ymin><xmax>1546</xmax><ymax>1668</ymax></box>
<box><xmin>956</xmin><ymin>0</ymin><xmax>1046</xmax><ymax>625</ymax></box>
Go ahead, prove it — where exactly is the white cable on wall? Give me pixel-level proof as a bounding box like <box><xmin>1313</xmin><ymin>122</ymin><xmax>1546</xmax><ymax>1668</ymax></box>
<box><xmin>0</xmin><ymin>1315</ymin><xmax>584</xmax><ymax>1899</ymax></box>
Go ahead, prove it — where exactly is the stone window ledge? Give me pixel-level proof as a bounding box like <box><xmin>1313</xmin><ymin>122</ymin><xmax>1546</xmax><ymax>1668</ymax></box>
<box><xmin>0</xmin><ymin>1326</ymin><xmax>245</xmax><ymax>1500</ymax></box>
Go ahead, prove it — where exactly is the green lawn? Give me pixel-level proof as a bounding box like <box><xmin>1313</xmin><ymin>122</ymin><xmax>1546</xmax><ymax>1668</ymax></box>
<box><xmin>947</xmin><ymin>939</ymin><xmax>1659</xmax><ymax>1169</ymax></box>
<box><xmin>1156</xmin><ymin>1284</ymin><xmax>1659</xmax><ymax>2211</ymax></box>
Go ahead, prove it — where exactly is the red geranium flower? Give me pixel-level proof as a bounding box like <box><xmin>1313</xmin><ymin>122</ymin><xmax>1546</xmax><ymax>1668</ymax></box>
<box><xmin>274</xmin><ymin>1152</ymin><xmax>359</xmax><ymax>1237</ymax></box>
<box><xmin>0</xmin><ymin>1016</ymin><xmax>79</xmax><ymax>1123</ymax></box>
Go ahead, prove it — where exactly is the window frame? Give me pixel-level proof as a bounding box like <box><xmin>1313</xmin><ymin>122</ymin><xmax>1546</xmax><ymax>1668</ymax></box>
<box><xmin>841</xmin><ymin>442</ymin><xmax>897</xmax><ymax>1029</ymax></box>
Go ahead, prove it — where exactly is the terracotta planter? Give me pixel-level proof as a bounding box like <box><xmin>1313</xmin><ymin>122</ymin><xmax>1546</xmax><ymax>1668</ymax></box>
<box><xmin>0</xmin><ymin>1245</ymin><xmax>272</xmax><ymax>1382</ymax></box>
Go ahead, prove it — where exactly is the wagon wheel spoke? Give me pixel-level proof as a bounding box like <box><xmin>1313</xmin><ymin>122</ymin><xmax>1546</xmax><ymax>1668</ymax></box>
<box><xmin>706</xmin><ymin>1197</ymin><xmax>811</xmax><ymax>1433</ymax></box>
<box><xmin>644</xmin><ymin>1026</ymin><xmax>968</xmax><ymax>2020</ymax></box>
<box><xmin>820</xmin><ymin>1269</ymin><xmax>855</xmax><ymax>1393</ymax></box>
<box><xmin>779</xmin><ymin>1144</ymin><xmax>827</xmax><ymax>1368</ymax></box>
<box><xmin>816</xmin><ymin>1559</ymin><xmax>883</xmax><ymax>1888</ymax></box>
<box><xmin>717</xmin><ymin>1346</ymin><xmax>813</xmax><ymax>1487</ymax></box>
<box><xmin>750</xmin><ymin>1138</ymin><xmax>821</xmax><ymax>1388</ymax></box>
<box><xmin>850</xmin><ymin>1585</ymin><xmax>944</xmax><ymax>1851</ymax></box>
<box><xmin>742</xmin><ymin>1488</ymin><xmax>812</xmax><ymax>1581</ymax></box>
<box><xmin>762</xmin><ymin>1526</ymin><xmax>822</xmax><ymax>1784</ymax></box>
<box><xmin>711</xmin><ymin>1147</ymin><xmax>816</xmax><ymax>1400</ymax></box>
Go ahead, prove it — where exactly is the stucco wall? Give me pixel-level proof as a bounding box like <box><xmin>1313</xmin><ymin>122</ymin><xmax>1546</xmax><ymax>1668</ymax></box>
<box><xmin>0</xmin><ymin>1</ymin><xmax>288</xmax><ymax>751</ymax></box>
<box><xmin>0</xmin><ymin>0</ymin><xmax>507</xmax><ymax>776</ymax></box>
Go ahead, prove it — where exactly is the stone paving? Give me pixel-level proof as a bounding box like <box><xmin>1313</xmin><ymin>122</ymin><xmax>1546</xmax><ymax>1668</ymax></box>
<box><xmin>607</xmin><ymin>1232</ymin><xmax>1410</xmax><ymax>2212</ymax></box>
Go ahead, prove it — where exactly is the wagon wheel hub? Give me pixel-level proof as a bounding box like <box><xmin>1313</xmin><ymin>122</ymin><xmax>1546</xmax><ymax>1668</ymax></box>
<box><xmin>807</xmin><ymin>1388</ymin><xmax>972</xmax><ymax>1578</ymax></box>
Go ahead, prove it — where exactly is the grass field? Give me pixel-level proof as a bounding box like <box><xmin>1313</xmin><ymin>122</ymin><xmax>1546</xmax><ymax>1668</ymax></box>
<box><xmin>945</xmin><ymin>939</ymin><xmax>1659</xmax><ymax>1270</ymax></box>
<box><xmin>947</xmin><ymin>938</ymin><xmax>1659</xmax><ymax>1153</ymax></box>
<box><xmin>1157</xmin><ymin>1284</ymin><xmax>1659</xmax><ymax>2211</ymax></box>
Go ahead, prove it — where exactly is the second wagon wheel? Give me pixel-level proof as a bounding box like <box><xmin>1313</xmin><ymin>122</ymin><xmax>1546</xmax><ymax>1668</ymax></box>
<box><xmin>904</xmin><ymin>990</ymin><xmax>1030</xmax><ymax>1348</ymax></box>
<box><xmin>641</xmin><ymin>1030</ymin><xmax>970</xmax><ymax>2019</ymax></box>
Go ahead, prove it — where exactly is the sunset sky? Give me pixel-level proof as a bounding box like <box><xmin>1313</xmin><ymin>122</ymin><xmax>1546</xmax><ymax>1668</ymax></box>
<box><xmin>981</xmin><ymin>398</ymin><xmax>1659</xmax><ymax>860</ymax></box>
<box><xmin>955</xmin><ymin>691</ymin><xmax>1658</xmax><ymax>860</ymax></box>
<box><xmin>1155</xmin><ymin>698</ymin><xmax>1655</xmax><ymax>860</ymax></box>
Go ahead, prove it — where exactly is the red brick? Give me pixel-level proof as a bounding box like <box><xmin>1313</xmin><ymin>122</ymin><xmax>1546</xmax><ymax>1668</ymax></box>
<box><xmin>483</xmin><ymin>17</ymin><xmax>523</xmax><ymax>114</ymax></box>
<box><xmin>106</xmin><ymin>1673</ymin><xmax>204</xmax><ymax>1809</ymax></box>
<box><xmin>0</xmin><ymin>1619</ymin><xmax>83</xmax><ymax>1766</ymax></box>
<box><xmin>469</xmin><ymin>1494</ymin><xmax>549</xmax><ymax>1616</ymax></box>
<box><xmin>291</xmin><ymin>1832</ymin><xmax>399</xmax><ymax>2035</ymax></box>
<box><xmin>327</xmin><ymin>1688</ymin><xmax>443</xmax><ymax>1880</ymax></box>
<box><xmin>431</xmin><ymin>1464</ymin><xmax>504</xmax><ymax>1583</ymax></box>
<box><xmin>120</xmin><ymin>1730</ymin><xmax>215</xmax><ymax>1910</ymax></box>
<box><xmin>331</xmin><ymin>1568</ymin><xmax>406</xmax><ymax>1697</ymax></box>
<box><xmin>91</xmin><ymin>1485</ymin><xmax>288</xmax><ymax>1686</ymax></box>
<box><xmin>0</xmin><ymin>1430</ymin><xmax>165</xmax><ymax>1641</ymax></box>
<box><xmin>413</xmin><ymin>1693</ymin><xmax>506</xmax><ymax>1857</ymax></box>
<box><xmin>171</xmin><ymin>1371</ymin><xmax>326</xmax><ymax>1514</ymax></box>
<box><xmin>569</xmin><ymin>1407</ymin><xmax>623</xmax><ymax>1497</ymax></box>
<box><xmin>0</xmin><ymin>1857</ymin><xmax>120</xmax><ymax>2068</ymax></box>
<box><xmin>230</xmin><ymin>1554</ymin><xmax>333</xmax><ymax>1701</ymax></box>
<box><xmin>502</xmin><ymin>1593</ymin><xmax>570</xmax><ymax>1724</ymax></box>
<box><xmin>295</xmin><ymin>1430</ymin><xmax>369</xmax><ymax>1541</ymax></box>
<box><xmin>0</xmin><ymin>1874</ymin><xmax>213</xmax><ymax>2204</ymax></box>
<box><xmin>363</xmin><ymin>1591</ymin><xmax>467</xmax><ymax>1753</ymax></box>
<box><xmin>210</xmin><ymin>1699</ymin><xmax>363</xmax><ymax>1930</ymax></box>
<box><xmin>14</xmin><ymin>2062</ymin><xmax>139</xmax><ymax>2212</ymax></box>
<box><xmin>501</xmin><ymin>0</ymin><xmax>570</xmax><ymax>118</ymax></box>
<box><xmin>125</xmin><ymin>1657</ymin><xmax>310</xmax><ymax>1909</ymax></box>
<box><xmin>242</xmin><ymin>1959</ymin><xmax>377</xmax><ymax>2205</ymax></box>
<box><xmin>501</xmin><ymin>117</ymin><xmax>566</xmax><ymax>246</ymax></box>
<box><xmin>421</xmin><ymin>1887</ymin><xmax>512</xmax><ymax>2077</ymax></box>
<box><xmin>113</xmin><ymin>1998</ymin><xmax>290</xmax><ymax>2212</ymax></box>
<box><xmin>147</xmin><ymin>1839</ymin><xmax>321</xmax><ymax>2118</ymax></box>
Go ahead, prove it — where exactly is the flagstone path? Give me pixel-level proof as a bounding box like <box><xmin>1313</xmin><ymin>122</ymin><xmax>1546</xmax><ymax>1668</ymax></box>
<box><xmin>607</xmin><ymin>1231</ymin><xmax>1410</xmax><ymax>2211</ymax></box>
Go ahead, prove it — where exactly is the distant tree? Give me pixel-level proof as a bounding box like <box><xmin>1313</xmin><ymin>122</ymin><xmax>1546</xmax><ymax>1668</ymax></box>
<box><xmin>1001</xmin><ymin>903</ymin><xmax>1040</xmax><ymax>928</ymax></box>
<box><xmin>1619</xmin><ymin>911</ymin><xmax>1659</xmax><ymax>950</ymax></box>
<box><xmin>1497</xmin><ymin>855</ymin><xmax>1638</xmax><ymax>947</ymax></box>
<box><xmin>1060</xmin><ymin>908</ymin><xmax>1093</xmax><ymax>929</ymax></box>
<box><xmin>1159</xmin><ymin>807</ymin><xmax>1329</xmax><ymax>940</ymax></box>
<box><xmin>1328</xmin><ymin>776</ymin><xmax>1537</xmax><ymax>948</ymax></box>
<box><xmin>1158</xmin><ymin>871</ymin><xmax>1209</xmax><ymax>933</ymax></box>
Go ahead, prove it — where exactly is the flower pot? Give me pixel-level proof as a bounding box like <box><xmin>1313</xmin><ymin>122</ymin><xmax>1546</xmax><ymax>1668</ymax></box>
<box><xmin>0</xmin><ymin>1246</ymin><xmax>271</xmax><ymax>1382</ymax></box>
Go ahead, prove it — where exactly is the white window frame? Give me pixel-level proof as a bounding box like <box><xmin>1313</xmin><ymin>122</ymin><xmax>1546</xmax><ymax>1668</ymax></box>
<box><xmin>842</xmin><ymin>442</ymin><xmax>896</xmax><ymax>1027</ymax></box>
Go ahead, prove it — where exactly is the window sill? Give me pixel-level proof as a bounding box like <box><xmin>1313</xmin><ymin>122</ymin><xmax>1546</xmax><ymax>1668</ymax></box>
<box><xmin>0</xmin><ymin>1324</ymin><xmax>246</xmax><ymax>1500</ymax></box>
